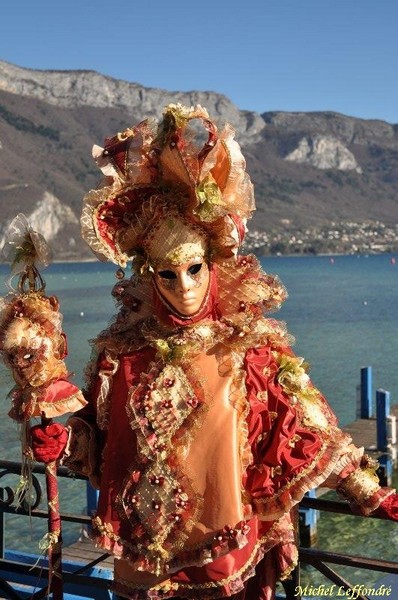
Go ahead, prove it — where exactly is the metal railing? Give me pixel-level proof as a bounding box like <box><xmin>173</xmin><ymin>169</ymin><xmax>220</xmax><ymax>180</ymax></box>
<box><xmin>0</xmin><ymin>459</ymin><xmax>112</xmax><ymax>599</ymax></box>
<box><xmin>1</xmin><ymin>459</ymin><xmax>397</xmax><ymax>600</ymax></box>
<box><xmin>284</xmin><ymin>496</ymin><xmax>398</xmax><ymax>600</ymax></box>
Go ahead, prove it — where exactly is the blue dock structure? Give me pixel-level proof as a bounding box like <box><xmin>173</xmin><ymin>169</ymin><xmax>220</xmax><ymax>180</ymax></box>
<box><xmin>298</xmin><ymin>365</ymin><xmax>398</xmax><ymax>547</ymax></box>
<box><xmin>353</xmin><ymin>366</ymin><xmax>397</xmax><ymax>486</ymax></box>
<box><xmin>298</xmin><ymin>488</ymin><xmax>319</xmax><ymax>546</ymax></box>
<box><xmin>359</xmin><ymin>365</ymin><xmax>373</xmax><ymax>419</ymax></box>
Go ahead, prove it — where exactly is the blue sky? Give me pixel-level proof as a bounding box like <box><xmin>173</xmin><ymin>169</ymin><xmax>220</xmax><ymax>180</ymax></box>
<box><xmin>1</xmin><ymin>0</ymin><xmax>398</xmax><ymax>123</ymax></box>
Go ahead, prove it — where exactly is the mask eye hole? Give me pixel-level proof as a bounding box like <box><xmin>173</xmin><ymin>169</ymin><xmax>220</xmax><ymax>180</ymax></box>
<box><xmin>188</xmin><ymin>263</ymin><xmax>202</xmax><ymax>275</ymax></box>
<box><xmin>158</xmin><ymin>270</ymin><xmax>177</xmax><ymax>280</ymax></box>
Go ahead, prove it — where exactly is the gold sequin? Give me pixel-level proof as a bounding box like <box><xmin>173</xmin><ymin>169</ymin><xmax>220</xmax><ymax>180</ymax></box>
<box><xmin>288</xmin><ymin>434</ymin><xmax>302</xmax><ymax>448</ymax></box>
<box><xmin>270</xmin><ymin>466</ymin><xmax>283</xmax><ymax>478</ymax></box>
<box><xmin>257</xmin><ymin>390</ymin><xmax>268</xmax><ymax>402</ymax></box>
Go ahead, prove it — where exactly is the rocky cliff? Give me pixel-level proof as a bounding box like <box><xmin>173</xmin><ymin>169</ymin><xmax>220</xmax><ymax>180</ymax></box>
<box><xmin>0</xmin><ymin>60</ymin><xmax>397</xmax><ymax>259</ymax></box>
<box><xmin>0</xmin><ymin>61</ymin><xmax>265</xmax><ymax>140</ymax></box>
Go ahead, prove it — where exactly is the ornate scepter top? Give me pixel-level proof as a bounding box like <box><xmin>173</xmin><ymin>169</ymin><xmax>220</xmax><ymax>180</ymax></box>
<box><xmin>0</xmin><ymin>214</ymin><xmax>86</xmax><ymax>422</ymax></box>
<box><xmin>2</xmin><ymin>213</ymin><xmax>52</xmax><ymax>293</ymax></box>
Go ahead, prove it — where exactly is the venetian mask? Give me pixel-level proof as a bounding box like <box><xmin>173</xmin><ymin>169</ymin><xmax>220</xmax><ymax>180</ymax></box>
<box><xmin>153</xmin><ymin>258</ymin><xmax>210</xmax><ymax>316</ymax></box>
<box><xmin>2</xmin><ymin>318</ymin><xmax>65</xmax><ymax>387</ymax></box>
<box><xmin>0</xmin><ymin>294</ymin><xmax>68</xmax><ymax>389</ymax></box>
<box><xmin>146</xmin><ymin>212</ymin><xmax>211</xmax><ymax>317</ymax></box>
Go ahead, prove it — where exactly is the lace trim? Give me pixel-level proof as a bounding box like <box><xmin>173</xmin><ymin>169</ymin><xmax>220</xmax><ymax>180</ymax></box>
<box><xmin>322</xmin><ymin>443</ymin><xmax>364</xmax><ymax>489</ymax></box>
<box><xmin>337</xmin><ymin>454</ymin><xmax>394</xmax><ymax>515</ymax></box>
<box><xmin>33</xmin><ymin>389</ymin><xmax>87</xmax><ymax>420</ymax></box>
<box><xmin>88</xmin><ymin>253</ymin><xmax>294</xmax><ymax>361</ymax></box>
<box><xmin>278</xmin><ymin>544</ymin><xmax>299</xmax><ymax>581</ymax></box>
<box><xmin>228</xmin><ymin>348</ymin><xmax>253</xmax><ymax>507</ymax></box>
<box><xmin>112</xmin><ymin>516</ymin><xmax>296</xmax><ymax>598</ymax></box>
<box><xmin>92</xmin><ymin>515</ymin><xmax>252</xmax><ymax>575</ymax></box>
<box><xmin>96</xmin><ymin>350</ymin><xmax>120</xmax><ymax>430</ymax></box>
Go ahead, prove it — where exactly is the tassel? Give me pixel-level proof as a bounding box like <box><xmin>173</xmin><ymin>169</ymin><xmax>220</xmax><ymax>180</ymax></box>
<box><xmin>15</xmin><ymin>420</ymin><xmax>34</xmax><ymax>511</ymax></box>
<box><xmin>38</xmin><ymin>530</ymin><xmax>61</xmax><ymax>554</ymax></box>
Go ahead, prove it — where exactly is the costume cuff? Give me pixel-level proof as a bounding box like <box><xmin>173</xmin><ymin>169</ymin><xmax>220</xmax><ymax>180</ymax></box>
<box><xmin>336</xmin><ymin>454</ymin><xmax>394</xmax><ymax>515</ymax></box>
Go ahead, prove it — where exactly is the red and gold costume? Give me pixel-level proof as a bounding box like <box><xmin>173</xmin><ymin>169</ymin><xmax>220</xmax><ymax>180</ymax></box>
<box><xmin>54</xmin><ymin>105</ymin><xmax>393</xmax><ymax>598</ymax></box>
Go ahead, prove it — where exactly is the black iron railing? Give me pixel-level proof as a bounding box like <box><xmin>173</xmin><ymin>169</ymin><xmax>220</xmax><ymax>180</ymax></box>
<box><xmin>0</xmin><ymin>459</ymin><xmax>111</xmax><ymax>599</ymax></box>
<box><xmin>0</xmin><ymin>459</ymin><xmax>397</xmax><ymax>600</ymax></box>
<box><xmin>284</xmin><ymin>496</ymin><xmax>398</xmax><ymax>600</ymax></box>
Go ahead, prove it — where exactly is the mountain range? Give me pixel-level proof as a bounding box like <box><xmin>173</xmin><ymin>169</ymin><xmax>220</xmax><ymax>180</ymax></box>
<box><xmin>1</xmin><ymin>59</ymin><xmax>397</xmax><ymax>260</ymax></box>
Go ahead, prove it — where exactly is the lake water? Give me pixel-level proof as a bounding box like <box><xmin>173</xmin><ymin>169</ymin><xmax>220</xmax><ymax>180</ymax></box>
<box><xmin>0</xmin><ymin>254</ymin><xmax>397</xmax><ymax>593</ymax></box>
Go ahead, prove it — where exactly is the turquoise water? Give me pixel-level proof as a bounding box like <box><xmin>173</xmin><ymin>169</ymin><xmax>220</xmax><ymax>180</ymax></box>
<box><xmin>268</xmin><ymin>253</ymin><xmax>398</xmax><ymax>426</ymax></box>
<box><xmin>2</xmin><ymin>254</ymin><xmax>397</xmax><ymax>431</ymax></box>
<box><xmin>0</xmin><ymin>255</ymin><xmax>397</xmax><ymax>591</ymax></box>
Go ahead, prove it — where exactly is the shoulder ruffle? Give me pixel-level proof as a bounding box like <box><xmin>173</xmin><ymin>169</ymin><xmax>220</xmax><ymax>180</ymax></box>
<box><xmin>243</xmin><ymin>345</ymin><xmax>349</xmax><ymax>519</ymax></box>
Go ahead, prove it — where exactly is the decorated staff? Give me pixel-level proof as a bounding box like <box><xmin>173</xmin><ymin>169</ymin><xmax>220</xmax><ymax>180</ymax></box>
<box><xmin>0</xmin><ymin>214</ymin><xmax>86</xmax><ymax>600</ymax></box>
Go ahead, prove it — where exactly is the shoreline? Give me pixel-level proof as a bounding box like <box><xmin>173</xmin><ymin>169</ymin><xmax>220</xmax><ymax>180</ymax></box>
<box><xmin>0</xmin><ymin>250</ymin><xmax>396</xmax><ymax>267</ymax></box>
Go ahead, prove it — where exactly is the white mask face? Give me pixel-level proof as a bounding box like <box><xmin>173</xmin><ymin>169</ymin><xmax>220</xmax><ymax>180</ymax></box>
<box><xmin>154</xmin><ymin>258</ymin><xmax>210</xmax><ymax>316</ymax></box>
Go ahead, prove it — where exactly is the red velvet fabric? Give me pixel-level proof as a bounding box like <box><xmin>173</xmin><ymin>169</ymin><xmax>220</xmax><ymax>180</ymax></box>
<box><xmin>375</xmin><ymin>493</ymin><xmax>398</xmax><ymax>520</ymax></box>
<box><xmin>30</xmin><ymin>423</ymin><xmax>69</xmax><ymax>463</ymax></box>
<box><xmin>95</xmin><ymin>346</ymin><xmax>157</xmax><ymax>532</ymax></box>
<box><xmin>102</xmin><ymin>341</ymin><xmax>323</xmax><ymax>598</ymax></box>
<box><xmin>40</xmin><ymin>378</ymin><xmax>80</xmax><ymax>405</ymax></box>
<box><xmin>243</xmin><ymin>346</ymin><xmax>323</xmax><ymax>499</ymax></box>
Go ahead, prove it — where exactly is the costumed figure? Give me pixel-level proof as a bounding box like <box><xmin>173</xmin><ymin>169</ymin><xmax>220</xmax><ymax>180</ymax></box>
<box><xmin>29</xmin><ymin>104</ymin><xmax>398</xmax><ymax>599</ymax></box>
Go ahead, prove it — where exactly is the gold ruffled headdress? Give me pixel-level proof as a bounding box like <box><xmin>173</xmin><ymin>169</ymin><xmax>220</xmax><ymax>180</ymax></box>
<box><xmin>81</xmin><ymin>104</ymin><xmax>255</xmax><ymax>269</ymax></box>
<box><xmin>81</xmin><ymin>104</ymin><xmax>289</xmax><ymax>349</ymax></box>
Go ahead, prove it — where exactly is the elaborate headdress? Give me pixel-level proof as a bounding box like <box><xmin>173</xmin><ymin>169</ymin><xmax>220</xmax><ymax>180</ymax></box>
<box><xmin>81</xmin><ymin>104</ymin><xmax>255</xmax><ymax>269</ymax></box>
<box><xmin>82</xmin><ymin>104</ymin><xmax>288</xmax><ymax>347</ymax></box>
